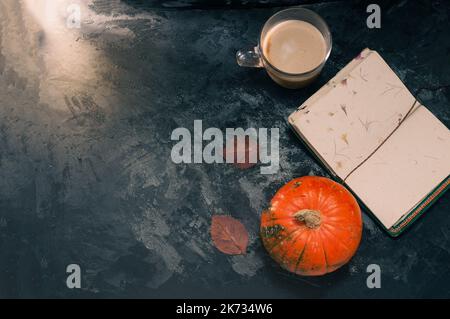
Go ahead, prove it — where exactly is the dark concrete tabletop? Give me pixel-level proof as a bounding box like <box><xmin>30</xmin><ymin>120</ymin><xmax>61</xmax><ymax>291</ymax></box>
<box><xmin>0</xmin><ymin>0</ymin><xmax>449</xmax><ymax>298</ymax></box>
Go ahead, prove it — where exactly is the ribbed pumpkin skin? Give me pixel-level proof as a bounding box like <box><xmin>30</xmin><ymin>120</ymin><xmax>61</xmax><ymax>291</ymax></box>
<box><xmin>260</xmin><ymin>176</ymin><xmax>362</xmax><ymax>276</ymax></box>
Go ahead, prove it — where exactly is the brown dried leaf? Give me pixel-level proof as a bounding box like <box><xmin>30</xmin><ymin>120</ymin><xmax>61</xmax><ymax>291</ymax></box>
<box><xmin>222</xmin><ymin>136</ymin><xmax>258</xmax><ymax>170</ymax></box>
<box><xmin>210</xmin><ymin>215</ymin><xmax>249</xmax><ymax>255</ymax></box>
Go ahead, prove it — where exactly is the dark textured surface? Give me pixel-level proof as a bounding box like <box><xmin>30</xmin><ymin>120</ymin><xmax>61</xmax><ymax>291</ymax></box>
<box><xmin>0</xmin><ymin>0</ymin><xmax>449</xmax><ymax>298</ymax></box>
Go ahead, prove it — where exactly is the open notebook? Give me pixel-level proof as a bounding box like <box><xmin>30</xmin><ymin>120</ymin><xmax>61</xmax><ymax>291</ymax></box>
<box><xmin>288</xmin><ymin>48</ymin><xmax>450</xmax><ymax>236</ymax></box>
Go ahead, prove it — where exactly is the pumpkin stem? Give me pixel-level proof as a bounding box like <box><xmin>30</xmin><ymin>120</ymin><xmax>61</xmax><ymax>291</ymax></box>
<box><xmin>294</xmin><ymin>209</ymin><xmax>322</xmax><ymax>229</ymax></box>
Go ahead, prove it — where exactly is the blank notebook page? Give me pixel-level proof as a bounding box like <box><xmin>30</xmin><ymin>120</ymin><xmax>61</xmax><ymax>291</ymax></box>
<box><xmin>345</xmin><ymin>105</ymin><xmax>450</xmax><ymax>228</ymax></box>
<box><xmin>289</xmin><ymin>49</ymin><xmax>450</xmax><ymax>229</ymax></box>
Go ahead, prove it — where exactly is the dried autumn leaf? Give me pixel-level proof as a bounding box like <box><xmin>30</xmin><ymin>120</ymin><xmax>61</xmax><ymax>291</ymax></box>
<box><xmin>222</xmin><ymin>136</ymin><xmax>259</xmax><ymax>170</ymax></box>
<box><xmin>210</xmin><ymin>215</ymin><xmax>249</xmax><ymax>255</ymax></box>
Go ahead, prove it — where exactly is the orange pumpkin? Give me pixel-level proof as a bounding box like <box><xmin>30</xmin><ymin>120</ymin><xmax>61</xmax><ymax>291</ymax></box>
<box><xmin>260</xmin><ymin>176</ymin><xmax>362</xmax><ymax>276</ymax></box>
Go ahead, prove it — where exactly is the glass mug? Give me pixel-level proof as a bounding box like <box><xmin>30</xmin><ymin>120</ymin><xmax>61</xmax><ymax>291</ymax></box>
<box><xmin>236</xmin><ymin>7</ymin><xmax>332</xmax><ymax>89</ymax></box>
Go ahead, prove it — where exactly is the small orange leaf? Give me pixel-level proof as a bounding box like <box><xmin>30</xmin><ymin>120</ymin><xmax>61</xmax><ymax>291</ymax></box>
<box><xmin>210</xmin><ymin>215</ymin><xmax>249</xmax><ymax>255</ymax></box>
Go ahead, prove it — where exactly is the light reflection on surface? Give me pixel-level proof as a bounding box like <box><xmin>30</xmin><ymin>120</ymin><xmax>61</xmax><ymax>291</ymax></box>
<box><xmin>23</xmin><ymin>0</ymin><xmax>62</xmax><ymax>30</ymax></box>
<box><xmin>0</xmin><ymin>0</ymin><xmax>118</xmax><ymax>112</ymax></box>
<box><xmin>1</xmin><ymin>0</ymin><xmax>156</xmax><ymax>118</ymax></box>
<box><xmin>23</xmin><ymin>0</ymin><xmax>104</xmax><ymax>108</ymax></box>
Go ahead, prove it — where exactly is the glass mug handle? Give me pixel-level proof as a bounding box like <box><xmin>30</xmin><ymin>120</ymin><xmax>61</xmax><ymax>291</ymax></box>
<box><xmin>236</xmin><ymin>46</ymin><xmax>263</xmax><ymax>68</ymax></box>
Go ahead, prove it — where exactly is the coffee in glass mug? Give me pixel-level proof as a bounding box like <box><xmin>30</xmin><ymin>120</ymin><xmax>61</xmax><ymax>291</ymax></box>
<box><xmin>237</xmin><ymin>8</ymin><xmax>332</xmax><ymax>89</ymax></box>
